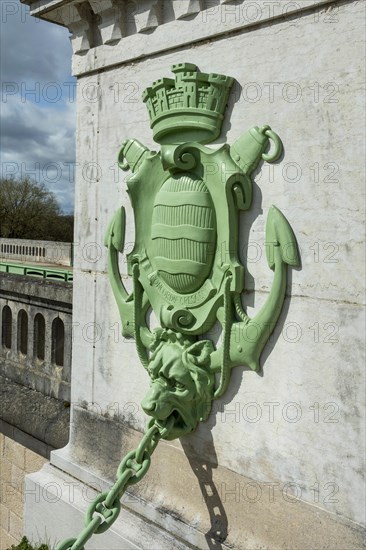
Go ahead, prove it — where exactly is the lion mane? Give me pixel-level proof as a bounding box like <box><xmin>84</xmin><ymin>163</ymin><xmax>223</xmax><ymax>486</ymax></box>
<box><xmin>141</xmin><ymin>330</ymin><xmax>215</xmax><ymax>439</ymax></box>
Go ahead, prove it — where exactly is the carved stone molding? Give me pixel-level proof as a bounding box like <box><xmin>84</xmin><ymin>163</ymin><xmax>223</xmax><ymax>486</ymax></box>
<box><xmin>172</xmin><ymin>0</ymin><xmax>203</xmax><ymax>20</ymax></box>
<box><xmin>60</xmin><ymin>2</ymin><xmax>95</xmax><ymax>54</ymax></box>
<box><xmin>20</xmin><ymin>0</ymin><xmax>339</xmax><ymax>74</ymax></box>
<box><xmin>133</xmin><ymin>0</ymin><xmax>162</xmax><ymax>33</ymax></box>
<box><xmin>88</xmin><ymin>0</ymin><xmax>124</xmax><ymax>44</ymax></box>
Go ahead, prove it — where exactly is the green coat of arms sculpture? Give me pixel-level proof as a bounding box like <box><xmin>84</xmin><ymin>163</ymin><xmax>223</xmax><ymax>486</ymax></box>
<box><xmin>56</xmin><ymin>62</ymin><xmax>299</xmax><ymax>550</ymax></box>
<box><xmin>105</xmin><ymin>62</ymin><xmax>299</xmax><ymax>440</ymax></box>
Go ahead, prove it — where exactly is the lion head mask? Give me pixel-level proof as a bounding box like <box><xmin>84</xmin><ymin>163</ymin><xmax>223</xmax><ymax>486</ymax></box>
<box><xmin>141</xmin><ymin>330</ymin><xmax>215</xmax><ymax>439</ymax></box>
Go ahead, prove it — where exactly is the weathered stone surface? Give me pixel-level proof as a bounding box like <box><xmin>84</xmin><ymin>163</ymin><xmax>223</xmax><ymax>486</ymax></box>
<box><xmin>0</xmin><ymin>376</ymin><xmax>70</xmax><ymax>450</ymax></box>
<box><xmin>25</xmin><ymin>448</ymin><xmax>48</xmax><ymax>474</ymax></box>
<box><xmin>3</xmin><ymin>438</ymin><xmax>25</xmax><ymax>471</ymax></box>
<box><xmin>0</xmin><ymin>433</ymin><xmax>47</xmax><ymax>545</ymax></box>
<box><xmin>89</xmin><ymin>0</ymin><xmax>123</xmax><ymax>44</ymax></box>
<box><xmin>8</xmin><ymin>511</ymin><xmax>23</xmax><ymax>542</ymax></box>
<box><xmin>0</xmin><ymin>273</ymin><xmax>72</xmax><ymax>401</ymax></box>
<box><xmin>43</xmin><ymin>408</ymin><xmax>364</xmax><ymax>550</ymax></box>
<box><xmin>0</xmin><ymin>457</ymin><xmax>11</xmax><ymax>484</ymax></box>
<box><xmin>0</xmin><ymin>529</ymin><xmax>17</xmax><ymax>550</ymax></box>
<box><xmin>172</xmin><ymin>0</ymin><xmax>203</xmax><ymax>20</ymax></box>
<box><xmin>25</xmin><ymin>464</ymin><xmax>192</xmax><ymax>550</ymax></box>
<box><xmin>49</xmin><ymin>405</ymin><xmax>366</xmax><ymax>548</ymax></box>
<box><xmin>0</xmin><ymin>238</ymin><xmax>72</xmax><ymax>266</ymax></box>
<box><xmin>1</xmin><ymin>485</ymin><xmax>23</xmax><ymax>521</ymax></box>
<box><xmin>72</xmin><ymin>1</ymin><xmax>365</xmax><ymax>304</ymax></box>
<box><xmin>0</xmin><ymin>273</ymin><xmax>72</xmax><ymax>310</ymax></box>
<box><xmin>21</xmin><ymin>0</ymin><xmax>342</xmax><ymax>76</ymax></box>
<box><xmin>0</xmin><ymin>505</ymin><xmax>9</xmax><ymax>532</ymax></box>
<box><xmin>68</xmin><ymin>1</ymin><xmax>366</xmax><ymax>528</ymax></box>
<box><xmin>134</xmin><ymin>0</ymin><xmax>162</xmax><ymax>33</ymax></box>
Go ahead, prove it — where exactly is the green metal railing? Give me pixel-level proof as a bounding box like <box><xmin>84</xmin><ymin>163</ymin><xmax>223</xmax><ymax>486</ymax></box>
<box><xmin>0</xmin><ymin>261</ymin><xmax>73</xmax><ymax>282</ymax></box>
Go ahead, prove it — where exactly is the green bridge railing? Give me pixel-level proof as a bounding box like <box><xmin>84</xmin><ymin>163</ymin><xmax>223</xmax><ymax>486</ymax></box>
<box><xmin>0</xmin><ymin>262</ymin><xmax>73</xmax><ymax>283</ymax></box>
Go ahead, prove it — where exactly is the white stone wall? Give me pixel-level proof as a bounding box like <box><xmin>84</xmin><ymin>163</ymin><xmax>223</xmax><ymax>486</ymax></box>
<box><xmin>23</xmin><ymin>0</ymin><xmax>365</xmax><ymax>547</ymax></box>
<box><xmin>69</xmin><ymin>0</ymin><xmax>365</xmax><ymax>526</ymax></box>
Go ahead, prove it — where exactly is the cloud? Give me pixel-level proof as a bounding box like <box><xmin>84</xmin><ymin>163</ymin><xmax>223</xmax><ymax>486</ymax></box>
<box><xmin>1</xmin><ymin>95</ymin><xmax>76</xmax><ymax>213</ymax></box>
<box><xmin>0</xmin><ymin>3</ymin><xmax>76</xmax><ymax>213</ymax></box>
<box><xmin>1</xmin><ymin>5</ymin><xmax>73</xmax><ymax>85</ymax></box>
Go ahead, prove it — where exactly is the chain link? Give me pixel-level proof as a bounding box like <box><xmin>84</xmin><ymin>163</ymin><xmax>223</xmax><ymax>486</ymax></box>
<box><xmin>85</xmin><ymin>491</ymin><xmax>122</xmax><ymax>534</ymax></box>
<box><xmin>70</xmin><ymin>516</ymin><xmax>102</xmax><ymax>550</ymax></box>
<box><xmin>136</xmin><ymin>422</ymin><xmax>160</xmax><ymax>462</ymax></box>
<box><xmin>104</xmin><ymin>469</ymin><xmax>134</xmax><ymax>509</ymax></box>
<box><xmin>55</xmin><ymin>420</ymin><xmax>173</xmax><ymax>550</ymax></box>
<box><xmin>55</xmin><ymin>539</ymin><xmax>78</xmax><ymax>550</ymax></box>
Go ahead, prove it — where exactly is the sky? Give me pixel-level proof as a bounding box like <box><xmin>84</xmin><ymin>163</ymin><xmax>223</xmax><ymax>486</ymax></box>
<box><xmin>0</xmin><ymin>1</ymin><xmax>76</xmax><ymax>214</ymax></box>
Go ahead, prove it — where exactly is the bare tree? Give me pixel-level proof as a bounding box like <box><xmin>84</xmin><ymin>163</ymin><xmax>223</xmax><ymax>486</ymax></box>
<box><xmin>0</xmin><ymin>177</ymin><xmax>73</xmax><ymax>241</ymax></box>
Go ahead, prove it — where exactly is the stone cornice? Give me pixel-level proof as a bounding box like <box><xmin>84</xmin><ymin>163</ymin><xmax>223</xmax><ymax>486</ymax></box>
<box><xmin>0</xmin><ymin>273</ymin><xmax>72</xmax><ymax>313</ymax></box>
<box><xmin>21</xmin><ymin>0</ymin><xmax>341</xmax><ymax>75</ymax></box>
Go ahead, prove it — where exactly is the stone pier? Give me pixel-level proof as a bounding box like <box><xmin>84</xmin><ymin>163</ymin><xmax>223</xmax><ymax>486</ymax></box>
<box><xmin>21</xmin><ymin>1</ymin><xmax>365</xmax><ymax>548</ymax></box>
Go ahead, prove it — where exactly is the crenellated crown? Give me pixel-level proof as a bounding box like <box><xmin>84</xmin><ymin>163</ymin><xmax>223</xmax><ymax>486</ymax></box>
<box><xmin>142</xmin><ymin>63</ymin><xmax>234</xmax><ymax>145</ymax></box>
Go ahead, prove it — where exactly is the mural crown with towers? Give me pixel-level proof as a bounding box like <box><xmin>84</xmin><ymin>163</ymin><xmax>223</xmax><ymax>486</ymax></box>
<box><xmin>142</xmin><ymin>62</ymin><xmax>234</xmax><ymax>145</ymax></box>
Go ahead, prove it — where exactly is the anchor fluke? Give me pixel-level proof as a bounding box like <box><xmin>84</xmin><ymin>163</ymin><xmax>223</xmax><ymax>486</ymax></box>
<box><xmin>104</xmin><ymin>207</ymin><xmax>126</xmax><ymax>252</ymax></box>
<box><xmin>213</xmin><ymin>205</ymin><xmax>300</xmax><ymax>374</ymax></box>
<box><xmin>112</xmin><ymin>207</ymin><xmax>126</xmax><ymax>252</ymax></box>
<box><xmin>266</xmin><ymin>205</ymin><xmax>300</xmax><ymax>269</ymax></box>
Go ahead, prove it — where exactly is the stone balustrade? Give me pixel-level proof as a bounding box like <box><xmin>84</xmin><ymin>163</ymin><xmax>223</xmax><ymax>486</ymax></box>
<box><xmin>0</xmin><ymin>238</ymin><xmax>73</xmax><ymax>267</ymax></box>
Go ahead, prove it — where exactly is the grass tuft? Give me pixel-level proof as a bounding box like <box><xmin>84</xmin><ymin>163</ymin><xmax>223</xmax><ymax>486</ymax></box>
<box><xmin>9</xmin><ymin>536</ymin><xmax>50</xmax><ymax>550</ymax></box>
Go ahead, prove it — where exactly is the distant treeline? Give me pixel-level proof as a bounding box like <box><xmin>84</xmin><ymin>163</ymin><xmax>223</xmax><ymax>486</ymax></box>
<box><xmin>0</xmin><ymin>177</ymin><xmax>74</xmax><ymax>242</ymax></box>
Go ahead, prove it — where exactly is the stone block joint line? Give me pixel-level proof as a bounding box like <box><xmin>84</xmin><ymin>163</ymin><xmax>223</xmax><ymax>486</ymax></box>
<box><xmin>55</xmin><ymin>63</ymin><xmax>299</xmax><ymax>549</ymax></box>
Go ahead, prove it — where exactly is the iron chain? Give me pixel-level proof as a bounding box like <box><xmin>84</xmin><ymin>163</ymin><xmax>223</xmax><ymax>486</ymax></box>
<box><xmin>55</xmin><ymin>419</ymin><xmax>172</xmax><ymax>550</ymax></box>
